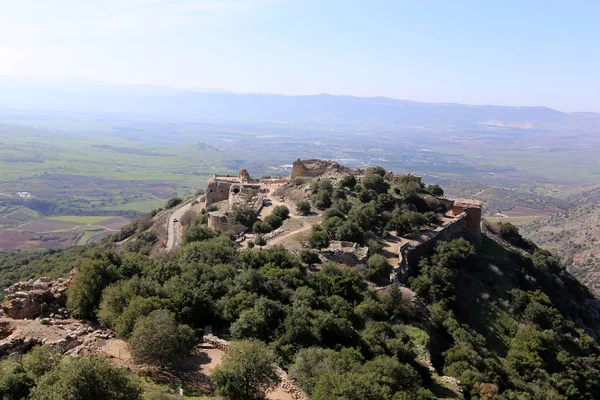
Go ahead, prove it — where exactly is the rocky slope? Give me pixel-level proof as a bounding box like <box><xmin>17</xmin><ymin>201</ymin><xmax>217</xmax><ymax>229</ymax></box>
<box><xmin>521</xmin><ymin>202</ymin><xmax>600</xmax><ymax>294</ymax></box>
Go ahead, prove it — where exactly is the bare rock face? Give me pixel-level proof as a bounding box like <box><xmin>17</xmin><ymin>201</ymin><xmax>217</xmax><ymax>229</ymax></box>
<box><xmin>1</xmin><ymin>271</ymin><xmax>75</xmax><ymax>319</ymax></box>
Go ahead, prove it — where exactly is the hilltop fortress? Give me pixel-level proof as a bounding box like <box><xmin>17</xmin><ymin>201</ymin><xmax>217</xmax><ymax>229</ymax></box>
<box><xmin>204</xmin><ymin>159</ymin><xmax>482</xmax><ymax>281</ymax></box>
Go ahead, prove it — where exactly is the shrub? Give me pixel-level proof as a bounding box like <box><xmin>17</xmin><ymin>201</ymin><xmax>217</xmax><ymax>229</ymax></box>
<box><xmin>366</xmin><ymin>254</ymin><xmax>391</xmax><ymax>280</ymax></box>
<box><xmin>264</xmin><ymin>214</ymin><xmax>284</xmax><ymax>230</ymax></box>
<box><xmin>129</xmin><ymin>309</ymin><xmax>196</xmax><ymax>366</ymax></box>
<box><xmin>212</xmin><ymin>340</ymin><xmax>280</xmax><ymax>400</ymax></box>
<box><xmin>296</xmin><ymin>201</ymin><xmax>311</xmax><ymax>216</ymax></box>
<box><xmin>183</xmin><ymin>225</ymin><xmax>217</xmax><ymax>244</ymax></box>
<box><xmin>165</xmin><ymin>197</ymin><xmax>183</xmax><ymax>209</ymax></box>
<box><xmin>253</xmin><ymin>221</ymin><xmax>273</xmax><ymax>234</ymax></box>
<box><xmin>23</xmin><ymin>346</ymin><xmax>61</xmax><ymax>380</ymax></box>
<box><xmin>339</xmin><ymin>175</ymin><xmax>357</xmax><ymax>189</ymax></box>
<box><xmin>427</xmin><ymin>184</ymin><xmax>444</xmax><ymax>196</ymax></box>
<box><xmin>229</xmin><ymin>206</ymin><xmax>258</xmax><ymax>228</ymax></box>
<box><xmin>255</xmin><ymin>235</ymin><xmax>267</xmax><ymax>246</ymax></box>
<box><xmin>30</xmin><ymin>356</ymin><xmax>143</xmax><ymax>400</ymax></box>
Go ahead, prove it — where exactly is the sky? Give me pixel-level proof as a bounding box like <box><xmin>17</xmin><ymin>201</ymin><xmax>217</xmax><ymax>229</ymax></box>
<box><xmin>1</xmin><ymin>0</ymin><xmax>599</xmax><ymax>112</ymax></box>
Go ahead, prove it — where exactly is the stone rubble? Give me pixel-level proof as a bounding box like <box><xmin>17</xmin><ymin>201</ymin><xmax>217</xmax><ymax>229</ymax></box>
<box><xmin>1</xmin><ymin>271</ymin><xmax>75</xmax><ymax>320</ymax></box>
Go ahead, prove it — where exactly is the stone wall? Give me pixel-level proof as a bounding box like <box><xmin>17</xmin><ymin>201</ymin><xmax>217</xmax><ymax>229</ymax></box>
<box><xmin>207</xmin><ymin>211</ymin><xmax>229</xmax><ymax>232</ymax></box>
<box><xmin>320</xmin><ymin>241</ymin><xmax>369</xmax><ymax>266</ymax></box>
<box><xmin>206</xmin><ymin>181</ymin><xmax>233</xmax><ymax>205</ymax></box>
<box><xmin>290</xmin><ymin>159</ymin><xmax>351</xmax><ymax>179</ymax></box>
<box><xmin>394</xmin><ymin>213</ymin><xmax>473</xmax><ymax>282</ymax></box>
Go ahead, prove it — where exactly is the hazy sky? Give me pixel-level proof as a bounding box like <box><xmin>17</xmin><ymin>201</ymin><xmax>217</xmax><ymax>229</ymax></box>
<box><xmin>1</xmin><ymin>0</ymin><xmax>598</xmax><ymax>111</ymax></box>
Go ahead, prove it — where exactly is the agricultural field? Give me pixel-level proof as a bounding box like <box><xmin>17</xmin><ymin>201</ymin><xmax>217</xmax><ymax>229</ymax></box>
<box><xmin>0</xmin><ymin>215</ymin><xmax>130</xmax><ymax>250</ymax></box>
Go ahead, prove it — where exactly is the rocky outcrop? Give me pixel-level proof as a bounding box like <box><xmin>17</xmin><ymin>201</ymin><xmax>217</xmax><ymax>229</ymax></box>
<box><xmin>290</xmin><ymin>159</ymin><xmax>352</xmax><ymax>179</ymax></box>
<box><xmin>1</xmin><ymin>271</ymin><xmax>75</xmax><ymax>319</ymax></box>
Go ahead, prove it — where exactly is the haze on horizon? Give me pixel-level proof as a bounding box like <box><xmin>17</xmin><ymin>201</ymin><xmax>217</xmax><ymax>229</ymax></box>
<box><xmin>1</xmin><ymin>0</ymin><xmax>599</xmax><ymax>113</ymax></box>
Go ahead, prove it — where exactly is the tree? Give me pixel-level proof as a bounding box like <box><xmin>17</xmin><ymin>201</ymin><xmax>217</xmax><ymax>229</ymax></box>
<box><xmin>371</xmin><ymin>166</ymin><xmax>387</xmax><ymax>177</ymax></box>
<box><xmin>0</xmin><ymin>362</ymin><xmax>34</xmax><ymax>400</ymax></box>
<box><xmin>212</xmin><ymin>340</ymin><xmax>280</xmax><ymax>400</ymax></box>
<box><xmin>165</xmin><ymin>197</ymin><xmax>183</xmax><ymax>209</ymax></box>
<box><xmin>229</xmin><ymin>206</ymin><xmax>258</xmax><ymax>228</ymax></box>
<box><xmin>180</xmin><ymin>209</ymin><xmax>196</xmax><ymax>227</ymax></box>
<box><xmin>264</xmin><ymin>214</ymin><xmax>284</xmax><ymax>230</ymax></box>
<box><xmin>366</xmin><ymin>254</ymin><xmax>391</xmax><ymax>280</ymax></box>
<box><xmin>253</xmin><ymin>221</ymin><xmax>273</xmax><ymax>234</ymax></box>
<box><xmin>272</xmin><ymin>205</ymin><xmax>290</xmax><ymax>220</ymax></box>
<box><xmin>308</xmin><ymin>228</ymin><xmax>330</xmax><ymax>249</ymax></box>
<box><xmin>129</xmin><ymin>309</ymin><xmax>196</xmax><ymax>366</ymax></box>
<box><xmin>427</xmin><ymin>184</ymin><xmax>444</xmax><ymax>196</ymax></box>
<box><xmin>230</xmin><ymin>298</ymin><xmax>286</xmax><ymax>342</ymax></box>
<box><xmin>114</xmin><ymin>296</ymin><xmax>165</xmax><ymax>338</ymax></box>
<box><xmin>183</xmin><ymin>225</ymin><xmax>218</xmax><ymax>244</ymax></box>
<box><xmin>67</xmin><ymin>259</ymin><xmax>121</xmax><ymax>319</ymax></box>
<box><xmin>97</xmin><ymin>277</ymin><xmax>160</xmax><ymax>329</ymax></box>
<box><xmin>314</xmin><ymin>190</ymin><xmax>332</xmax><ymax>210</ymax></box>
<box><xmin>23</xmin><ymin>345</ymin><xmax>61</xmax><ymax>380</ymax></box>
<box><xmin>296</xmin><ymin>201</ymin><xmax>311</xmax><ymax>216</ymax></box>
<box><xmin>339</xmin><ymin>175</ymin><xmax>357</xmax><ymax>189</ymax></box>
<box><xmin>30</xmin><ymin>356</ymin><xmax>142</xmax><ymax>400</ymax></box>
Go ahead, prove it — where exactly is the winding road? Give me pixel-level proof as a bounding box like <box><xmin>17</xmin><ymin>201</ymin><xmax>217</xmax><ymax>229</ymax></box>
<box><xmin>166</xmin><ymin>195</ymin><xmax>204</xmax><ymax>251</ymax></box>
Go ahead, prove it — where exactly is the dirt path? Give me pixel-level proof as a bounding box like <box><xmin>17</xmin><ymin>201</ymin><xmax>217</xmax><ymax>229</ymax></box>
<box><xmin>381</xmin><ymin>233</ymin><xmax>402</xmax><ymax>267</ymax></box>
<box><xmin>473</xmin><ymin>188</ymin><xmax>490</xmax><ymax>197</ymax></box>
<box><xmin>267</xmin><ymin>222</ymin><xmax>313</xmax><ymax>247</ymax></box>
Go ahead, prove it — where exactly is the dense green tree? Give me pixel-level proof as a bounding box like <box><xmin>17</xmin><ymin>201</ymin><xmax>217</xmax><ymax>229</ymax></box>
<box><xmin>183</xmin><ymin>225</ymin><xmax>217</xmax><ymax>244</ymax></box>
<box><xmin>228</xmin><ymin>206</ymin><xmax>258</xmax><ymax>228</ymax></box>
<box><xmin>0</xmin><ymin>362</ymin><xmax>34</xmax><ymax>400</ymax></box>
<box><xmin>114</xmin><ymin>296</ymin><xmax>166</xmax><ymax>338</ymax></box>
<box><xmin>165</xmin><ymin>196</ymin><xmax>183</xmax><ymax>209</ymax></box>
<box><xmin>67</xmin><ymin>259</ymin><xmax>121</xmax><ymax>319</ymax></box>
<box><xmin>230</xmin><ymin>298</ymin><xmax>287</xmax><ymax>341</ymax></box>
<box><xmin>253</xmin><ymin>221</ymin><xmax>273</xmax><ymax>234</ymax></box>
<box><xmin>314</xmin><ymin>190</ymin><xmax>332</xmax><ymax>210</ymax></box>
<box><xmin>308</xmin><ymin>228</ymin><xmax>330</xmax><ymax>249</ymax></box>
<box><xmin>97</xmin><ymin>277</ymin><xmax>161</xmax><ymax>329</ymax></box>
<box><xmin>30</xmin><ymin>357</ymin><xmax>142</xmax><ymax>400</ymax></box>
<box><xmin>361</xmin><ymin>174</ymin><xmax>389</xmax><ymax>194</ymax></box>
<box><xmin>339</xmin><ymin>174</ymin><xmax>357</xmax><ymax>189</ymax></box>
<box><xmin>22</xmin><ymin>346</ymin><xmax>61</xmax><ymax>380</ymax></box>
<box><xmin>212</xmin><ymin>340</ymin><xmax>280</xmax><ymax>400</ymax></box>
<box><xmin>366</xmin><ymin>254</ymin><xmax>391</xmax><ymax>280</ymax></box>
<box><xmin>129</xmin><ymin>309</ymin><xmax>196</xmax><ymax>366</ymax></box>
<box><xmin>426</xmin><ymin>184</ymin><xmax>444</xmax><ymax>196</ymax></box>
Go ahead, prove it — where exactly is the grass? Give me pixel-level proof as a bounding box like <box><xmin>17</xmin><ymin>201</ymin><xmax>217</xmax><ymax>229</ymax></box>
<box><xmin>47</xmin><ymin>216</ymin><xmax>118</xmax><ymax>224</ymax></box>
<box><xmin>99</xmin><ymin>199</ymin><xmax>165</xmax><ymax>212</ymax></box>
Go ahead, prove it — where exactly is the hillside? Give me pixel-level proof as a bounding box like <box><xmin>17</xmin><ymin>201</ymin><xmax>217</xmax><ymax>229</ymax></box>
<box><xmin>0</xmin><ymin>163</ymin><xmax>598</xmax><ymax>399</ymax></box>
<box><xmin>521</xmin><ymin>202</ymin><xmax>600</xmax><ymax>295</ymax></box>
<box><xmin>2</xmin><ymin>81</ymin><xmax>600</xmax><ymax>131</ymax></box>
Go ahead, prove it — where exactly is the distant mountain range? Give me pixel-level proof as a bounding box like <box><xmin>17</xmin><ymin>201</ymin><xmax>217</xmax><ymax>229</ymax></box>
<box><xmin>1</xmin><ymin>78</ymin><xmax>600</xmax><ymax>131</ymax></box>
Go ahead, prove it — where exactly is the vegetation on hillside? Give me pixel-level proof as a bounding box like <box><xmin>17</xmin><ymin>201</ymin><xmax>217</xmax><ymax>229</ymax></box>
<box><xmin>0</xmin><ymin>169</ymin><xmax>598</xmax><ymax>399</ymax></box>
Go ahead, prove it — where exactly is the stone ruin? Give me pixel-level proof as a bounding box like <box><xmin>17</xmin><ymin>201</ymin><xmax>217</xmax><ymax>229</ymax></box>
<box><xmin>290</xmin><ymin>159</ymin><xmax>352</xmax><ymax>179</ymax></box>
<box><xmin>319</xmin><ymin>241</ymin><xmax>369</xmax><ymax>266</ymax></box>
<box><xmin>205</xmin><ymin>168</ymin><xmax>266</xmax><ymax>232</ymax></box>
<box><xmin>1</xmin><ymin>271</ymin><xmax>75</xmax><ymax>319</ymax></box>
<box><xmin>391</xmin><ymin>198</ymin><xmax>483</xmax><ymax>283</ymax></box>
<box><xmin>205</xmin><ymin>168</ymin><xmax>262</xmax><ymax>206</ymax></box>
